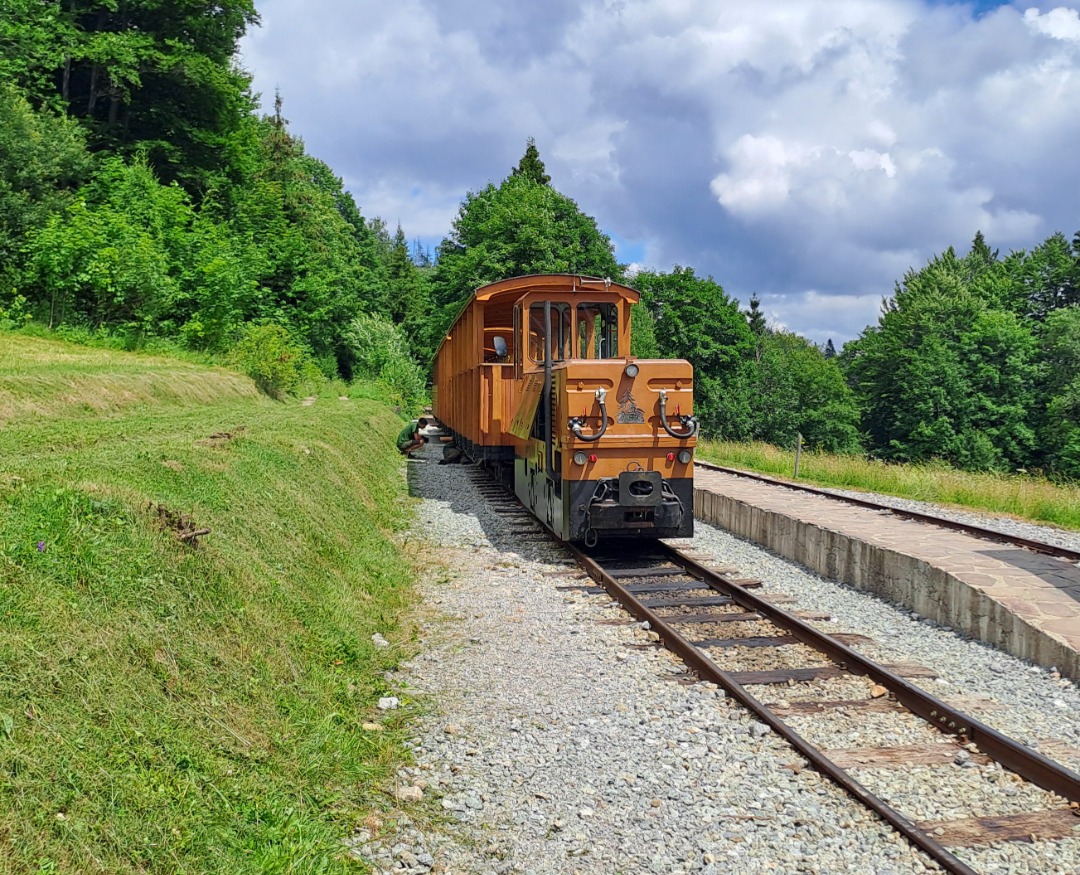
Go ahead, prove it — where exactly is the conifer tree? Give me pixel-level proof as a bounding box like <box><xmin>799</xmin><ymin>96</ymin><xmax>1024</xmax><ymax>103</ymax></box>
<box><xmin>511</xmin><ymin>137</ymin><xmax>551</xmax><ymax>186</ymax></box>
<box><xmin>745</xmin><ymin>294</ymin><xmax>767</xmax><ymax>336</ymax></box>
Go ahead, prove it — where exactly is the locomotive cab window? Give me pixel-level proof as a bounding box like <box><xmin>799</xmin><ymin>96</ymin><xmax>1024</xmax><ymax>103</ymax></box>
<box><xmin>577</xmin><ymin>302</ymin><xmax>619</xmax><ymax>359</ymax></box>
<box><xmin>529</xmin><ymin>303</ymin><xmax>571</xmax><ymax>364</ymax></box>
<box><xmin>482</xmin><ymin>300</ymin><xmax>516</xmax><ymax>364</ymax></box>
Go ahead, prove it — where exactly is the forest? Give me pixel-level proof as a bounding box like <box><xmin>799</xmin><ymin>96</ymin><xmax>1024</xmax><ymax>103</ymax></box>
<box><xmin>3</xmin><ymin>0</ymin><xmax>1080</xmax><ymax>478</ymax></box>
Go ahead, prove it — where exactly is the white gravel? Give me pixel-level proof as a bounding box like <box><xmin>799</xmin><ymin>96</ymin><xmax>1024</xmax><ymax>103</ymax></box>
<box><xmin>347</xmin><ymin>450</ymin><xmax>1080</xmax><ymax>875</ymax></box>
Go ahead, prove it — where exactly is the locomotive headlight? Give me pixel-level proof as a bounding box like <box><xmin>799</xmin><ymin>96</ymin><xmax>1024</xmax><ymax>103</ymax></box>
<box><xmin>573</xmin><ymin>451</ymin><xmax>588</xmax><ymax>466</ymax></box>
<box><xmin>677</xmin><ymin>449</ymin><xmax>693</xmax><ymax>464</ymax></box>
<box><xmin>624</xmin><ymin>363</ymin><xmax>639</xmax><ymax>378</ymax></box>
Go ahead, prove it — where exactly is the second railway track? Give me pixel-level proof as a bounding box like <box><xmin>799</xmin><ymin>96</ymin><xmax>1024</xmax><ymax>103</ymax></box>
<box><xmin>694</xmin><ymin>460</ymin><xmax>1080</xmax><ymax>563</ymax></box>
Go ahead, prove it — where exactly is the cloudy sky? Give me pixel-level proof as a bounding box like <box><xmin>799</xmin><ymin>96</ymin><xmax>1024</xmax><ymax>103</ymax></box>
<box><xmin>240</xmin><ymin>1</ymin><xmax>1080</xmax><ymax>345</ymax></box>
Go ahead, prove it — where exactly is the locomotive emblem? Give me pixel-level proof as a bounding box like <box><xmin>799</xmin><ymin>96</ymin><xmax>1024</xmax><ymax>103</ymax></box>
<box><xmin>617</xmin><ymin>391</ymin><xmax>645</xmax><ymax>424</ymax></box>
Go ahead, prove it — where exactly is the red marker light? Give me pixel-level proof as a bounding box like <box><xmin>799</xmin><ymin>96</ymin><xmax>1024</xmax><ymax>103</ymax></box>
<box><xmin>666</xmin><ymin>453</ymin><xmax>676</xmax><ymax>462</ymax></box>
<box><xmin>588</xmin><ymin>454</ymin><xmax>597</xmax><ymax>463</ymax></box>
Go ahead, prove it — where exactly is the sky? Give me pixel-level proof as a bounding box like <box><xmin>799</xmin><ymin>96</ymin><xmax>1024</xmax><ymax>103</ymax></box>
<box><xmin>239</xmin><ymin>0</ymin><xmax>1080</xmax><ymax>346</ymax></box>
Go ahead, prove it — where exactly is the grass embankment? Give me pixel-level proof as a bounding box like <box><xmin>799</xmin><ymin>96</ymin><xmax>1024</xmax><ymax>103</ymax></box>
<box><xmin>0</xmin><ymin>335</ymin><xmax>418</xmax><ymax>873</ymax></box>
<box><xmin>699</xmin><ymin>440</ymin><xmax>1080</xmax><ymax>531</ymax></box>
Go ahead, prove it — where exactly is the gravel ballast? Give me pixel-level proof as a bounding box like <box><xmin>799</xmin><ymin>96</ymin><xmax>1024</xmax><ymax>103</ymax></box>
<box><xmin>349</xmin><ymin>451</ymin><xmax>1080</xmax><ymax>875</ymax></box>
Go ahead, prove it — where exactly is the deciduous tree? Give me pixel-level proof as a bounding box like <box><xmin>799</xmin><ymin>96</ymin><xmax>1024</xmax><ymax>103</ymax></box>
<box><xmin>844</xmin><ymin>244</ymin><xmax>1036</xmax><ymax>470</ymax></box>
<box><xmin>634</xmin><ymin>267</ymin><xmax>756</xmax><ymax>439</ymax></box>
<box><xmin>0</xmin><ymin>83</ymin><xmax>92</xmax><ymax>292</ymax></box>
<box><xmin>433</xmin><ymin>142</ymin><xmax>620</xmax><ymax>324</ymax></box>
<box><xmin>754</xmin><ymin>331</ymin><xmax>861</xmax><ymax>453</ymax></box>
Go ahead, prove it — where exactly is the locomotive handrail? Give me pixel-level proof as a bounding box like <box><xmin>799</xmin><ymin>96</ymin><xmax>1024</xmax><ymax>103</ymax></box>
<box><xmin>658</xmin><ymin>389</ymin><xmax>698</xmax><ymax>439</ymax></box>
<box><xmin>568</xmin><ymin>387</ymin><xmax>608</xmax><ymax>442</ymax></box>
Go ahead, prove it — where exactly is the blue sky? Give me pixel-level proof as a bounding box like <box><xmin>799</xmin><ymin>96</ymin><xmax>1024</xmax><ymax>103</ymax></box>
<box><xmin>241</xmin><ymin>1</ymin><xmax>1080</xmax><ymax>345</ymax></box>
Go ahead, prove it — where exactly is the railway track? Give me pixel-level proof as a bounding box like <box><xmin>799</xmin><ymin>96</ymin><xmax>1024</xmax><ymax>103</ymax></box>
<box><xmin>566</xmin><ymin>539</ymin><xmax>1080</xmax><ymax>875</ymax></box>
<box><xmin>694</xmin><ymin>460</ymin><xmax>1080</xmax><ymax>563</ymax></box>
<box><xmin>465</xmin><ymin>464</ymin><xmax>1080</xmax><ymax>872</ymax></box>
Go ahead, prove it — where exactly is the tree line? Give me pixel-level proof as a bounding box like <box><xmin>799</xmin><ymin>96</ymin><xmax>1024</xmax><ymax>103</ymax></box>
<box><xmin>3</xmin><ymin>2</ymin><xmax>1080</xmax><ymax>478</ymax></box>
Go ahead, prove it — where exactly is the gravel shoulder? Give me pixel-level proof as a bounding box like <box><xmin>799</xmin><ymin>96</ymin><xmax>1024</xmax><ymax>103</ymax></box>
<box><xmin>349</xmin><ymin>451</ymin><xmax>1080</xmax><ymax>875</ymax></box>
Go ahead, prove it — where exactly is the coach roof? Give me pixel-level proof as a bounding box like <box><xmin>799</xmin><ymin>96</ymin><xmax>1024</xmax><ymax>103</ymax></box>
<box><xmin>472</xmin><ymin>274</ymin><xmax>641</xmax><ymax>304</ymax></box>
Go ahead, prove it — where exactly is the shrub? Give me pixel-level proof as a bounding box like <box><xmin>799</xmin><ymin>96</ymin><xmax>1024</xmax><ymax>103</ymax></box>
<box><xmin>0</xmin><ymin>292</ymin><xmax>32</xmax><ymax>330</ymax></box>
<box><xmin>231</xmin><ymin>323</ymin><xmax>322</xmax><ymax>398</ymax></box>
<box><xmin>341</xmin><ymin>313</ymin><xmax>428</xmax><ymax>412</ymax></box>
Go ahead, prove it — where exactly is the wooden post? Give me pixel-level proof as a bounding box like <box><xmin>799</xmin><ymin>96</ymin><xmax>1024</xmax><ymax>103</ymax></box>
<box><xmin>794</xmin><ymin>432</ymin><xmax>803</xmax><ymax>479</ymax></box>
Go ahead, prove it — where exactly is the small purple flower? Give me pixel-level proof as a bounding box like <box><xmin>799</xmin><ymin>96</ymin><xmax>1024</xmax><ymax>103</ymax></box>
<box><xmin>36</xmin><ymin>541</ymin><xmax>45</xmax><ymax>553</ymax></box>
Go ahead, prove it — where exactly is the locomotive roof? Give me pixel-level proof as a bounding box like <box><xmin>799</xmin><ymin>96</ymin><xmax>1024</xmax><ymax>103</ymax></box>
<box><xmin>433</xmin><ymin>274</ymin><xmax>641</xmax><ymax>364</ymax></box>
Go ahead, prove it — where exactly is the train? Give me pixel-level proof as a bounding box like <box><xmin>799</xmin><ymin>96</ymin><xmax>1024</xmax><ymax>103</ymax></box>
<box><xmin>431</xmin><ymin>274</ymin><xmax>697</xmax><ymax>545</ymax></box>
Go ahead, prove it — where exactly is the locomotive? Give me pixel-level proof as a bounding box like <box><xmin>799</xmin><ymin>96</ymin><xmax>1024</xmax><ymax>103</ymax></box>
<box><xmin>431</xmin><ymin>274</ymin><xmax>697</xmax><ymax>545</ymax></box>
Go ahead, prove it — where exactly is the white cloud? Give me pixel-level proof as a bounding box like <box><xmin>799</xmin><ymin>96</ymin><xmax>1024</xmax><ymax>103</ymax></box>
<box><xmin>1024</xmin><ymin>7</ymin><xmax>1080</xmax><ymax>41</ymax></box>
<box><xmin>762</xmin><ymin>291</ymin><xmax>885</xmax><ymax>348</ymax></box>
<box><xmin>710</xmin><ymin>135</ymin><xmax>804</xmax><ymax>215</ymax></box>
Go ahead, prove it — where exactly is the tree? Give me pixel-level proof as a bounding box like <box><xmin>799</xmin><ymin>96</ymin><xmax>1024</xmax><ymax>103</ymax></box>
<box><xmin>0</xmin><ymin>83</ymin><xmax>92</xmax><ymax>292</ymax></box>
<box><xmin>630</xmin><ymin>303</ymin><xmax>660</xmax><ymax>358</ymax></box>
<box><xmin>844</xmin><ymin>245</ymin><xmax>1036</xmax><ymax>470</ymax></box>
<box><xmin>1033</xmin><ymin>306</ymin><xmax>1080</xmax><ymax>477</ymax></box>
<box><xmin>634</xmin><ymin>267</ymin><xmax>756</xmax><ymax>439</ymax></box>
<box><xmin>221</xmin><ymin>105</ymin><xmax>385</xmax><ymax>367</ymax></box>
<box><xmin>744</xmin><ymin>293</ymin><xmax>767</xmax><ymax>363</ymax></box>
<box><xmin>511</xmin><ymin>137</ymin><xmax>551</xmax><ymax>185</ymax></box>
<box><xmin>744</xmin><ymin>293</ymin><xmax>767</xmax><ymax>336</ymax></box>
<box><xmin>0</xmin><ymin>0</ymin><xmax>79</xmax><ymax>110</ymax></box>
<box><xmin>432</xmin><ymin>142</ymin><xmax>620</xmax><ymax>323</ymax></box>
<box><xmin>753</xmin><ymin>331</ymin><xmax>861</xmax><ymax>453</ymax></box>
<box><xmin>384</xmin><ymin>224</ymin><xmax>436</xmax><ymax>364</ymax></box>
<box><xmin>1008</xmin><ymin>232</ymin><xmax>1080</xmax><ymax>320</ymax></box>
<box><xmin>3</xmin><ymin>0</ymin><xmax>259</xmax><ymax>193</ymax></box>
<box><xmin>24</xmin><ymin>156</ymin><xmax>189</xmax><ymax>331</ymax></box>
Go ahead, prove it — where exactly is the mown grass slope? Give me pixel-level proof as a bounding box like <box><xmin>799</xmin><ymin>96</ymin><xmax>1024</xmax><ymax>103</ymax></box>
<box><xmin>0</xmin><ymin>335</ymin><xmax>417</xmax><ymax>873</ymax></box>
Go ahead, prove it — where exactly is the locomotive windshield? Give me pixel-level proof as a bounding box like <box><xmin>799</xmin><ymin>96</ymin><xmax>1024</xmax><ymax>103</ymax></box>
<box><xmin>529</xmin><ymin>301</ymin><xmax>621</xmax><ymax>363</ymax></box>
<box><xmin>577</xmin><ymin>302</ymin><xmax>619</xmax><ymax>359</ymax></box>
<box><xmin>529</xmin><ymin>303</ymin><xmax>572</xmax><ymax>363</ymax></box>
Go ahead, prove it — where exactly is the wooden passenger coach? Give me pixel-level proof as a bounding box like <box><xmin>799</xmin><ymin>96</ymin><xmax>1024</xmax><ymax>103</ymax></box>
<box><xmin>432</xmin><ymin>274</ymin><xmax>697</xmax><ymax>544</ymax></box>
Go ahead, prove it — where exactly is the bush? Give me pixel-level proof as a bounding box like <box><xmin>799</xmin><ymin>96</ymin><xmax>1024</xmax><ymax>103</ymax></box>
<box><xmin>0</xmin><ymin>292</ymin><xmax>32</xmax><ymax>330</ymax></box>
<box><xmin>230</xmin><ymin>323</ymin><xmax>322</xmax><ymax>398</ymax></box>
<box><xmin>341</xmin><ymin>313</ymin><xmax>428</xmax><ymax>412</ymax></box>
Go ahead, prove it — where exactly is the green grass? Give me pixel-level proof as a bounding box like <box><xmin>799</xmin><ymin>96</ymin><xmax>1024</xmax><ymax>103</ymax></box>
<box><xmin>0</xmin><ymin>335</ymin><xmax>421</xmax><ymax>873</ymax></box>
<box><xmin>698</xmin><ymin>440</ymin><xmax>1080</xmax><ymax>531</ymax></box>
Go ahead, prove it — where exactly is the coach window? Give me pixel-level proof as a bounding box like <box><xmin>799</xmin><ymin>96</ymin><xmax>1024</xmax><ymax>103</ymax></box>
<box><xmin>576</xmin><ymin>302</ymin><xmax>618</xmax><ymax>359</ymax></box>
<box><xmin>529</xmin><ymin>303</ymin><xmax>571</xmax><ymax>363</ymax></box>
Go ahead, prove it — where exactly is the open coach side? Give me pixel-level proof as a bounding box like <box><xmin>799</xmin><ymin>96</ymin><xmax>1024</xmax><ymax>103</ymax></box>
<box><xmin>432</xmin><ymin>274</ymin><xmax>696</xmax><ymax>545</ymax></box>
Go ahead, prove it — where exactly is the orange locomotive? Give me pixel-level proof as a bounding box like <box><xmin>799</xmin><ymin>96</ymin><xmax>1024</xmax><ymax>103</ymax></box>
<box><xmin>432</xmin><ymin>274</ymin><xmax>697</xmax><ymax>545</ymax></box>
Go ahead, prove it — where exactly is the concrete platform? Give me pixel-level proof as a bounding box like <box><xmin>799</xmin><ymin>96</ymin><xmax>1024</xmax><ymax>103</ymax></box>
<box><xmin>693</xmin><ymin>468</ymin><xmax>1080</xmax><ymax>681</ymax></box>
